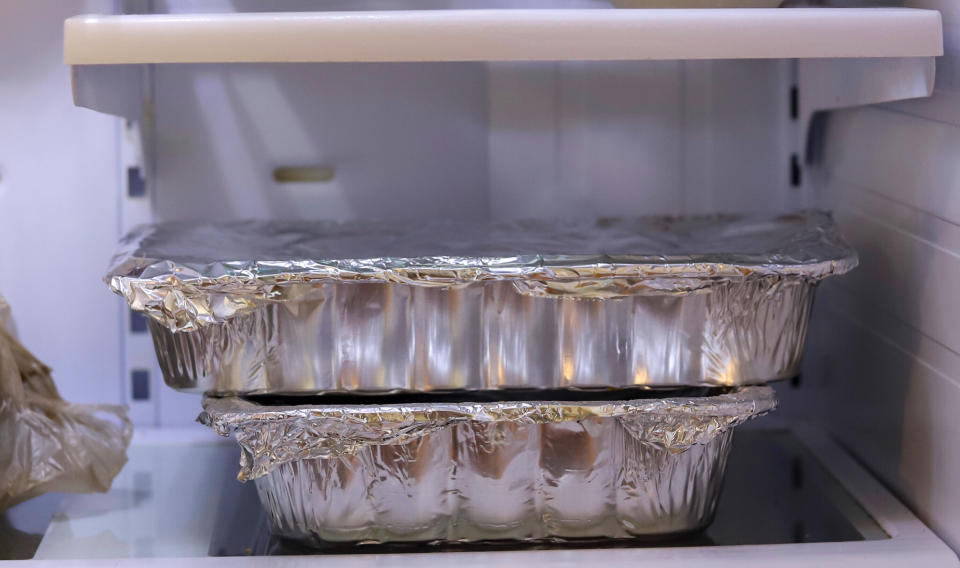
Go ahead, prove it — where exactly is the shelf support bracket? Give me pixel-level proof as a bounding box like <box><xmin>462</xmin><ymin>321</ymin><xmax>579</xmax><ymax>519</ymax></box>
<box><xmin>72</xmin><ymin>64</ymin><xmax>154</xmax><ymax>179</ymax></box>
<box><xmin>798</xmin><ymin>56</ymin><xmax>936</xmax><ymax>164</ymax></box>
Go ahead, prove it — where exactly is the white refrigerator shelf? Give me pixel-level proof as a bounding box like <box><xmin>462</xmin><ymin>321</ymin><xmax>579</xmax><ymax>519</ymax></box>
<box><xmin>64</xmin><ymin>8</ymin><xmax>942</xmax><ymax>64</ymax></box>
<box><xmin>0</xmin><ymin>425</ymin><xmax>956</xmax><ymax>567</ymax></box>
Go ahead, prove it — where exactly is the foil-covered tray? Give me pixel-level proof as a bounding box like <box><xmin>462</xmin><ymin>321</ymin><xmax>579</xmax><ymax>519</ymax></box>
<box><xmin>200</xmin><ymin>386</ymin><xmax>776</xmax><ymax>545</ymax></box>
<box><xmin>107</xmin><ymin>212</ymin><xmax>856</xmax><ymax>393</ymax></box>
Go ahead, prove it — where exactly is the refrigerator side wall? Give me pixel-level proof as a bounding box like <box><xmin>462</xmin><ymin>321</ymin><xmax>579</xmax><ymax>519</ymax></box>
<box><xmin>799</xmin><ymin>0</ymin><xmax>960</xmax><ymax>551</ymax></box>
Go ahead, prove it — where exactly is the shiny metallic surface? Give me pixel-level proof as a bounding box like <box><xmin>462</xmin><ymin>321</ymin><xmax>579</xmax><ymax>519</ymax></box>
<box><xmin>107</xmin><ymin>211</ymin><xmax>856</xmax><ymax>330</ymax></box>
<box><xmin>108</xmin><ymin>212</ymin><xmax>855</xmax><ymax>393</ymax></box>
<box><xmin>152</xmin><ymin>277</ymin><xmax>814</xmax><ymax>393</ymax></box>
<box><xmin>200</xmin><ymin>387</ymin><xmax>774</xmax><ymax>544</ymax></box>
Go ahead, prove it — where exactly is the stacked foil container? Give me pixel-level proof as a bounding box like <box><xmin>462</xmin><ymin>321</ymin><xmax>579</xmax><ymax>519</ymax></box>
<box><xmin>106</xmin><ymin>211</ymin><xmax>857</xmax><ymax>546</ymax></box>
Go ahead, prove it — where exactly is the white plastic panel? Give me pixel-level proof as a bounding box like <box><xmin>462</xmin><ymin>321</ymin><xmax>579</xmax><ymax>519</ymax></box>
<box><xmin>802</xmin><ymin>114</ymin><xmax>960</xmax><ymax>550</ymax></box>
<box><xmin>487</xmin><ymin>61</ymin><xmax>686</xmax><ymax>218</ymax></box>
<box><xmin>797</xmin><ymin>1</ymin><xmax>960</xmax><ymax>551</ymax></box>
<box><xmin>148</xmin><ymin>59</ymin><xmax>792</xmax><ymax>226</ymax></box>
<box><xmin>487</xmin><ymin>59</ymin><xmax>792</xmax><ymax>218</ymax></box>
<box><xmin>63</xmin><ymin>8</ymin><xmax>943</xmax><ymax>64</ymax></box>
<box><xmin>151</xmin><ymin>62</ymin><xmax>489</xmax><ymax>222</ymax></box>
<box><xmin>0</xmin><ymin>0</ymin><xmax>122</xmax><ymax>406</ymax></box>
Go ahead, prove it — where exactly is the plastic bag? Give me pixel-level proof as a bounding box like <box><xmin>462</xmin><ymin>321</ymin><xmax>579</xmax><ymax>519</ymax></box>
<box><xmin>0</xmin><ymin>294</ymin><xmax>14</xmax><ymax>337</ymax></box>
<box><xmin>0</xmin><ymin>293</ymin><xmax>132</xmax><ymax>510</ymax></box>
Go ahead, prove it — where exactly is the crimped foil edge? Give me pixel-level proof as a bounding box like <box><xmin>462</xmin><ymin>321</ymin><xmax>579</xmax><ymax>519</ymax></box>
<box><xmin>106</xmin><ymin>212</ymin><xmax>858</xmax><ymax>331</ymax></box>
<box><xmin>199</xmin><ymin>386</ymin><xmax>776</xmax><ymax>481</ymax></box>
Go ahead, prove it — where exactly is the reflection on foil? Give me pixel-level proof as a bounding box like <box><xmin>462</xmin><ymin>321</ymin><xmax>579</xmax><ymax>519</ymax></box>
<box><xmin>107</xmin><ymin>213</ymin><xmax>855</xmax><ymax>393</ymax></box>
<box><xmin>200</xmin><ymin>387</ymin><xmax>775</xmax><ymax>545</ymax></box>
<box><xmin>107</xmin><ymin>211</ymin><xmax>856</xmax><ymax>330</ymax></box>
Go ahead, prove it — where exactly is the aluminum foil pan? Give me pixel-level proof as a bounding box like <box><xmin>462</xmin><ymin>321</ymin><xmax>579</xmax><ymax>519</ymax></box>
<box><xmin>107</xmin><ymin>212</ymin><xmax>855</xmax><ymax>393</ymax></box>
<box><xmin>200</xmin><ymin>386</ymin><xmax>775</xmax><ymax>544</ymax></box>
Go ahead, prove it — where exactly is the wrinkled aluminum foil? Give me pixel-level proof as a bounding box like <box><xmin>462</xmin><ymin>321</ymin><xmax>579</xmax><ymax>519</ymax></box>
<box><xmin>201</xmin><ymin>387</ymin><xmax>774</xmax><ymax>544</ymax></box>
<box><xmin>200</xmin><ymin>386</ymin><xmax>775</xmax><ymax>480</ymax></box>
<box><xmin>107</xmin><ymin>212</ymin><xmax>857</xmax><ymax>332</ymax></box>
<box><xmin>153</xmin><ymin>276</ymin><xmax>813</xmax><ymax>393</ymax></box>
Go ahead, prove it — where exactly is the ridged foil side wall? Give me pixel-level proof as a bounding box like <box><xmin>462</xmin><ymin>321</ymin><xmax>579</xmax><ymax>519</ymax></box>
<box><xmin>253</xmin><ymin>419</ymin><xmax>733</xmax><ymax>544</ymax></box>
<box><xmin>153</xmin><ymin>277</ymin><xmax>814</xmax><ymax>393</ymax></box>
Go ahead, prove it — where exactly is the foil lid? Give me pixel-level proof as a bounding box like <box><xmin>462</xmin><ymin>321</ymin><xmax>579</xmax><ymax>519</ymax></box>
<box><xmin>199</xmin><ymin>386</ymin><xmax>776</xmax><ymax>481</ymax></box>
<box><xmin>106</xmin><ymin>212</ymin><xmax>857</xmax><ymax>331</ymax></box>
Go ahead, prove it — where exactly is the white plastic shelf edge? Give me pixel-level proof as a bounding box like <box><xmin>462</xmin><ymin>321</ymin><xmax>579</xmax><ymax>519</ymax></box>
<box><xmin>64</xmin><ymin>8</ymin><xmax>943</xmax><ymax>65</ymax></box>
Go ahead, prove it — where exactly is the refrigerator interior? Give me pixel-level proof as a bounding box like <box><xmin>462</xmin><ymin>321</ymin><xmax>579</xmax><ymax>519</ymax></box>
<box><xmin>1</xmin><ymin>0</ymin><xmax>959</xmax><ymax>562</ymax></box>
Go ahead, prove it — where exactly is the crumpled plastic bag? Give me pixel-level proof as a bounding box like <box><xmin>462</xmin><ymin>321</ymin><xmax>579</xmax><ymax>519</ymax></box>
<box><xmin>0</xmin><ymin>293</ymin><xmax>132</xmax><ymax>510</ymax></box>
